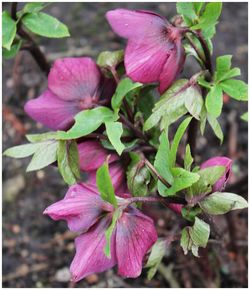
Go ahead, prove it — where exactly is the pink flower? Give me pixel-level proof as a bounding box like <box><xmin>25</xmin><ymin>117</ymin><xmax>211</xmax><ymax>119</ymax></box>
<box><xmin>77</xmin><ymin>140</ymin><xmax>129</xmax><ymax>196</ymax></box>
<box><xmin>106</xmin><ymin>9</ymin><xmax>186</xmax><ymax>93</ymax></box>
<box><xmin>24</xmin><ymin>57</ymin><xmax>115</xmax><ymax>130</ymax></box>
<box><xmin>200</xmin><ymin>156</ymin><xmax>232</xmax><ymax>192</ymax></box>
<box><xmin>44</xmin><ymin>184</ymin><xmax>157</xmax><ymax>281</ymax></box>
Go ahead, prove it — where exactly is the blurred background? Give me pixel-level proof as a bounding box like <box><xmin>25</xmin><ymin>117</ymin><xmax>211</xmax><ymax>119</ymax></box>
<box><xmin>2</xmin><ymin>2</ymin><xmax>248</xmax><ymax>288</ymax></box>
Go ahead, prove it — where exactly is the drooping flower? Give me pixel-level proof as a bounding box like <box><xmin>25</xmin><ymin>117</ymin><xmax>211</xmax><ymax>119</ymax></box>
<box><xmin>77</xmin><ymin>140</ymin><xmax>129</xmax><ymax>196</ymax></box>
<box><xmin>25</xmin><ymin>57</ymin><xmax>116</xmax><ymax>130</ymax></box>
<box><xmin>44</xmin><ymin>183</ymin><xmax>157</xmax><ymax>281</ymax></box>
<box><xmin>200</xmin><ymin>156</ymin><xmax>232</xmax><ymax>192</ymax></box>
<box><xmin>106</xmin><ymin>9</ymin><xmax>186</xmax><ymax>93</ymax></box>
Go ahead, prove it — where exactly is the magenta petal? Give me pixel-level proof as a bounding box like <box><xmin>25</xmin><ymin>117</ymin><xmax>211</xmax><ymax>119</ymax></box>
<box><xmin>116</xmin><ymin>207</ymin><xmax>157</xmax><ymax>278</ymax></box>
<box><xmin>78</xmin><ymin>141</ymin><xmax>118</xmax><ymax>172</ymax></box>
<box><xmin>159</xmin><ymin>40</ymin><xmax>186</xmax><ymax>93</ymax></box>
<box><xmin>200</xmin><ymin>156</ymin><xmax>233</xmax><ymax>192</ymax></box>
<box><xmin>106</xmin><ymin>9</ymin><xmax>166</xmax><ymax>39</ymax></box>
<box><xmin>70</xmin><ymin>215</ymin><xmax>117</xmax><ymax>282</ymax></box>
<box><xmin>43</xmin><ymin>184</ymin><xmax>112</xmax><ymax>232</ymax></box>
<box><xmin>24</xmin><ymin>90</ymin><xmax>79</xmax><ymax>130</ymax></box>
<box><xmin>48</xmin><ymin>57</ymin><xmax>101</xmax><ymax>101</ymax></box>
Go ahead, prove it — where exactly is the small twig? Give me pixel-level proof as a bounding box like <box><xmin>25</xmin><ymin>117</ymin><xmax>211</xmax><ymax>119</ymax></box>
<box><xmin>11</xmin><ymin>2</ymin><xmax>50</xmax><ymax>75</ymax></box>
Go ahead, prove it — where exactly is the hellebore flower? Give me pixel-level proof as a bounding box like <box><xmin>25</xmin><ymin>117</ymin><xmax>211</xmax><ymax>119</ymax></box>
<box><xmin>106</xmin><ymin>9</ymin><xmax>186</xmax><ymax>93</ymax></box>
<box><xmin>200</xmin><ymin>156</ymin><xmax>232</xmax><ymax>192</ymax></box>
<box><xmin>77</xmin><ymin>140</ymin><xmax>129</xmax><ymax>196</ymax></box>
<box><xmin>44</xmin><ymin>183</ymin><xmax>157</xmax><ymax>281</ymax></box>
<box><xmin>25</xmin><ymin>57</ymin><xmax>115</xmax><ymax>130</ymax></box>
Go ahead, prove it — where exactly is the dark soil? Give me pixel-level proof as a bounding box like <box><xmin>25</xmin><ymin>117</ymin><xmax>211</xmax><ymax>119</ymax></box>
<box><xmin>2</xmin><ymin>2</ymin><xmax>248</xmax><ymax>288</ymax></box>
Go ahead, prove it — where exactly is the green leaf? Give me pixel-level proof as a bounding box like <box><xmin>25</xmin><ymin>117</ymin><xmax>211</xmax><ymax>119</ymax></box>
<box><xmin>111</xmin><ymin>77</ymin><xmax>142</xmax><ymax>115</ymax></box>
<box><xmin>169</xmin><ymin>117</ymin><xmax>192</xmax><ymax>167</ymax></box>
<box><xmin>2</xmin><ymin>11</ymin><xmax>17</xmax><ymax>50</ymax></box>
<box><xmin>145</xmin><ymin>239</ymin><xmax>168</xmax><ymax>280</ymax></box>
<box><xmin>184</xmin><ymin>86</ymin><xmax>203</xmax><ymax>119</ymax></box>
<box><xmin>193</xmin><ymin>2</ymin><xmax>205</xmax><ymax>15</ymax></box>
<box><xmin>57</xmin><ymin>107</ymin><xmax>114</xmax><ymax>140</ymax></box>
<box><xmin>191</xmin><ymin>2</ymin><xmax>222</xmax><ymax>30</ymax></box>
<box><xmin>205</xmin><ymin>85</ymin><xmax>223</xmax><ymax>118</ymax></box>
<box><xmin>199</xmin><ymin>104</ymin><xmax>207</xmax><ymax>135</ymax></box>
<box><xmin>198</xmin><ymin>78</ymin><xmax>212</xmax><ymax>89</ymax></box>
<box><xmin>26</xmin><ymin>140</ymin><xmax>58</xmax><ymax>171</ymax></box>
<box><xmin>200</xmin><ymin>192</ymin><xmax>248</xmax><ymax>215</ymax></box>
<box><xmin>176</xmin><ymin>3</ymin><xmax>197</xmax><ymax>26</ymax></box>
<box><xmin>219</xmin><ymin>79</ymin><xmax>248</xmax><ymax>101</ymax></box>
<box><xmin>137</xmin><ymin>86</ymin><xmax>156</xmax><ymax>120</ymax></box>
<box><xmin>26</xmin><ymin>131</ymin><xmax>58</xmax><ymax>142</ymax></box>
<box><xmin>181</xmin><ymin>217</ymin><xmax>210</xmax><ymax>257</ymax></box>
<box><xmin>144</xmin><ymin>79</ymin><xmax>189</xmax><ymax>131</ymax></box>
<box><xmin>22</xmin><ymin>12</ymin><xmax>70</xmax><ymax>38</ymax></box>
<box><xmin>96</xmin><ymin>160</ymin><xmax>117</xmax><ymax>208</ymax></box>
<box><xmin>181</xmin><ymin>206</ymin><xmax>202</xmax><ymax>222</ymax></box>
<box><xmin>184</xmin><ymin>144</ymin><xmax>193</xmax><ymax>171</ymax></box>
<box><xmin>3</xmin><ymin>143</ymin><xmax>40</xmax><ymax>158</ymax></box>
<box><xmin>127</xmin><ymin>152</ymin><xmax>152</xmax><ymax>198</ymax></box>
<box><xmin>23</xmin><ymin>2</ymin><xmax>48</xmax><ymax>14</ymax></box>
<box><xmin>105</xmin><ymin>121</ymin><xmax>125</xmax><ymax>155</ymax></box>
<box><xmin>104</xmin><ymin>209</ymin><xmax>122</xmax><ymax>258</ymax></box>
<box><xmin>241</xmin><ymin>112</ymin><xmax>248</xmax><ymax>122</ymax></box>
<box><xmin>207</xmin><ymin>114</ymin><xmax>224</xmax><ymax>143</ymax></box>
<box><xmin>188</xmin><ymin>166</ymin><xmax>225</xmax><ymax>200</ymax></box>
<box><xmin>97</xmin><ymin>50</ymin><xmax>124</xmax><ymax>68</ymax></box>
<box><xmin>3</xmin><ymin>39</ymin><xmax>22</xmax><ymax>59</ymax></box>
<box><xmin>57</xmin><ymin>140</ymin><xmax>80</xmax><ymax>185</ymax></box>
<box><xmin>215</xmin><ymin>55</ymin><xmax>241</xmax><ymax>82</ymax></box>
<box><xmin>159</xmin><ymin>167</ymin><xmax>200</xmax><ymax>197</ymax></box>
<box><xmin>154</xmin><ymin>131</ymin><xmax>173</xmax><ymax>185</ymax></box>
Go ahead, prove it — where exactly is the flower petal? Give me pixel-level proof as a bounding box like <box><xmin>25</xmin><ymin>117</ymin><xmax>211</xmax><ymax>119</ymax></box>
<box><xmin>43</xmin><ymin>184</ymin><xmax>112</xmax><ymax>232</ymax></box>
<box><xmin>200</xmin><ymin>156</ymin><xmax>233</xmax><ymax>192</ymax></box>
<box><xmin>159</xmin><ymin>40</ymin><xmax>186</xmax><ymax>93</ymax></box>
<box><xmin>48</xmin><ymin>57</ymin><xmax>101</xmax><ymax>101</ymax></box>
<box><xmin>70</xmin><ymin>215</ymin><xmax>117</xmax><ymax>282</ymax></box>
<box><xmin>116</xmin><ymin>207</ymin><xmax>157</xmax><ymax>278</ymax></box>
<box><xmin>24</xmin><ymin>90</ymin><xmax>79</xmax><ymax>130</ymax></box>
<box><xmin>78</xmin><ymin>141</ymin><xmax>118</xmax><ymax>172</ymax></box>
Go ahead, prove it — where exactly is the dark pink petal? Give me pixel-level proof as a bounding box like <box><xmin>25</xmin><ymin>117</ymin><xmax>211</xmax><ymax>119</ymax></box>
<box><xmin>106</xmin><ymin>9</ymin><xmax>166</xmax><ymax>39</ymax></box>
<box><xmin>167</xmin><ymin>203</ymin><xmax>183</xmax><ymax>214</ymax></box>
<box><xmin>70</xmin><ymin>215</ymin><xmax>117</xmax><ymax>282</ymax></box>
<box><xmin>48</xmin><ymin>57</ymin><xmax>101</xmax><ymax>102</ymax></box>
<box><xmin>78</xmin><ymin>141</ymin><xmax>118</xmax><ymax>172</ymax></box>
<box><xmin>43</xmin><ymin>184</ymin><xmax>113</xmax><ymax>232</ymax></box>
<box><xmin>116</xmin><ymin>207</ymin><xmax>157</xmax><ymax>278</ymax></box>
<box><xmin>24</xmin><ymin>90</ymin><xmax>80</xmax><ymax>130</ymax></box>
<box><xmin>159</xmin><ymin>39</ymin><xmax>186</xmax><ymax>93</ymax></box>
<box><xmin>200</xmin><ymin>156</ymin><xmax>233</xmax><ymax>192</ymax></box>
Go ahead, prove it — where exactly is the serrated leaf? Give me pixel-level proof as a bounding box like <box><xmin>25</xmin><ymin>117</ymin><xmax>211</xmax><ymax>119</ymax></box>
<box><xmin>96</xmin><ymin>160</ymin><xmax>117</xmax><ymax>208</ymax></box>
<box><xmin>191</xmin><ymin>2</ymin><xmax>222</xmax><ymax>30</ymax></box>
<box><xmin>215</xmin><ymin>55</ymin><xmax>241</xmax><ymax>82</ymax></box>
<box><xmin>26</xmin><ymin>140</ymin><xmax>58</xmax><ymax>171</ymax></box>
<box><xmin>104</xmin><ymin>209</ymin><xmax>121</xmax><ymax>258</ymax></box>
<box><xmin>3</xmin><ymin>39</ymin><xmax>22</xmax><ymax>59</ymax></box>
<box><xmin>205</xmin><ymin>85</ymin><xmax>223</xmax><ymax>118</ymax></box>
<box><xmin>219</xmin><ymin>79</ymin><xmax>248</xmax><ymax>101</ymax></box>
<box><xmin>137</xmin><ymin>86</ymin><xmax>156</xmax><ymax>120</ymax></box>
<box><xmin>176</xmin><ymin>3</ymin><xmax>197</xmax><ymax>26</ymax></box>
<box><xmin>105</xmin><ymin>121</ymin><xmax>125</xmax><ymax>155</ymax></box>
<box><xmin>2</xmin><ymin>11</ymin><xmax>17</xmax><ymax>50</ymax></box>
<box><xmin>3</xmin><ymin>143</ymin><xmax>40</xmax><ymax>158</ymax></box>
<box><xmin>26</xmin><ymin>131</ymin><xmax>58</xmax><ymax>143</ymax></box>
<box><xmin>57</xmin><ymin>107</ymin><xmax>114</xmax><ymax>140</ymax></box>
<box><xmin>184</xmin><ymin>144</ymin><xmax>193</xmax><ymax>171</ymax></box>
<box><xmin>207</xmin><ymin>114</ymin><xmax>224</xmax><ymax>143</ymax></box>
<box><xmin>184</xmin><ymin>87</ymin><xmax>203</xmax><ymax>119</ymax></box>
<box><xmin>22</xmin><ymin>12</ymin><xmax>69</xmax><ymax>38</ymax></box>
<box><xmin>145</xmin><ymin>239</ymin><xmax>168</xmax><ymax>280</ymax></box>
<box><xmin>57</xmin><ymin>140</ymin><xmax>80</xmax><ymax>185</ymax></box>
<box><xmin>159</xmin><ymin>167</ymin><xmax>200</xmax><ymax>197</ymax></box>
<box><xmin>144</xmin><ymin>79</ymin><xmax>189</xmax><ymax>131</ymax></box>
<box><xmin>200</xmin><ymin>192</ymin><xmax>248</xmax><ymax>215</ymax></box>
<box><xmin>111</xmin><ymin>77</ymin><xmax>142</xmax><ymax>115</ymax></box>
<box><xmin>97</xmin><ymin>50</ymin><xmax>124</xmax><ymax>68</ymax></box>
